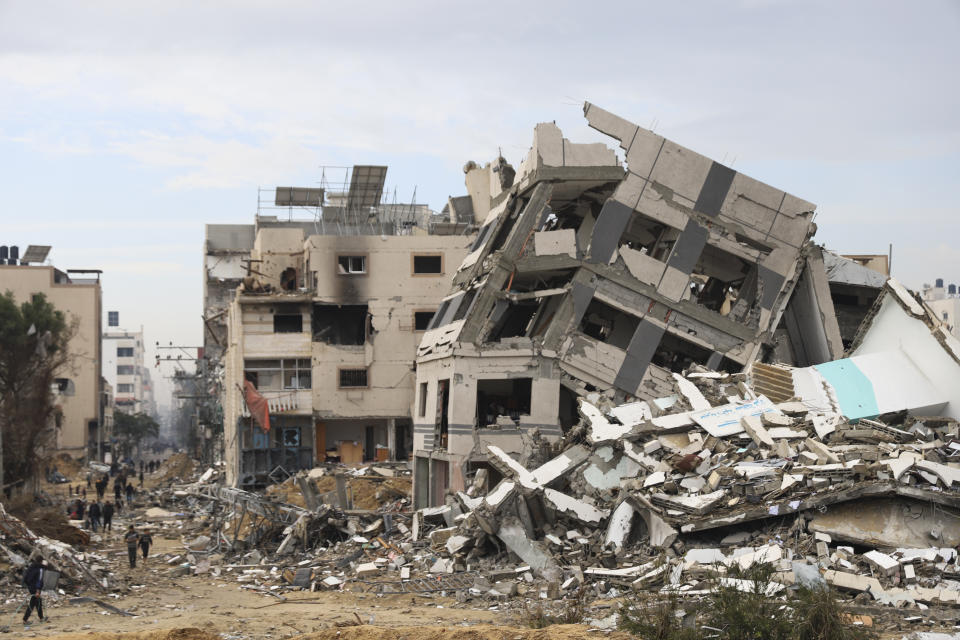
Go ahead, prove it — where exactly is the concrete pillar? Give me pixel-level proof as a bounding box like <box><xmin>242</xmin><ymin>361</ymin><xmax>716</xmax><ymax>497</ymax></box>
<box><xmin>386</xmin><ymin>418</ymin><xmax>396</xmax><ymax>460</ymax></box>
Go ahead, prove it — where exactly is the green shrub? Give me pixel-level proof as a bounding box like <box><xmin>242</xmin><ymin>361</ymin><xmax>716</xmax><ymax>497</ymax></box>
<box><xmin>618</xmin><ymin>561</ymin><xmax>876</xmax><ymax>640</ymax></box>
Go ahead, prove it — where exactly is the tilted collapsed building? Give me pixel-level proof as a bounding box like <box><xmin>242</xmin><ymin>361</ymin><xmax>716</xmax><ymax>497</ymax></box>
<box><xmin>412</xmin><ymin>103</ymin><xmax>848</xmax><ymax>506</ymax></box>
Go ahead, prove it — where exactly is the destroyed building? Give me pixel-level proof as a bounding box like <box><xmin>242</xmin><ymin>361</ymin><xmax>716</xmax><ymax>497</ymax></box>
<box><xmin>410</xmin><ymin>103</ymin><xmax>860</xmax><ymax>506</ymax></box>
<box><xmin>217</xmin><ymin>170</ymin><xmax>476</xmax><ymax>488</ymax></box>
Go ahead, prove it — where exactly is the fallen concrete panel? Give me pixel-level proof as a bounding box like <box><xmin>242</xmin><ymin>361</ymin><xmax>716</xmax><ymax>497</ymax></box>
<box><xmin>690</xmin><ymin>396</ymin><xmax>782</xmax><ymax>438</ymax></box>
<box><xmin>809</xmin><ymin>496</ymin><xmax>960</xmax><ymax>548</ymax></box>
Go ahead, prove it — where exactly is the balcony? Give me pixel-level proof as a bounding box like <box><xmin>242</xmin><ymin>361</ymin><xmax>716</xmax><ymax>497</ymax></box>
<box><xmin>240</xmin><ymin>388</ymin><xmax>311</xmax><ymax>416</ymax></box>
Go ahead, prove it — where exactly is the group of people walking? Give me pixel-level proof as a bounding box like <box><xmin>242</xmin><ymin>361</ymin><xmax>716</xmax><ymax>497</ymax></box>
<box><xmin>20</xmin><ymin>459</ymin><xmax>164</xmax><ymax>627</ymax></box>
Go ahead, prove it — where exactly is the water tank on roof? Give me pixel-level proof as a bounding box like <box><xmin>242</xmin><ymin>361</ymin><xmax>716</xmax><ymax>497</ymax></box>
<box><xmin>6</xmin><ymin>246</ymin><xmax>17</xmax><ymax>266</ymax></box>
<box><xmin>951</xmin><ymin>284</ymin><xmax>957</xmax><ymax>295</ymax></box>
<box><xmin>0</xmin><ymin>246</ymin><xmax>7</xmax><ymax>261</ymax></box>
<box><xmin>936</xmin><ymin>278</ymin><xmax>945</xmax><ymax>288</ymax></box>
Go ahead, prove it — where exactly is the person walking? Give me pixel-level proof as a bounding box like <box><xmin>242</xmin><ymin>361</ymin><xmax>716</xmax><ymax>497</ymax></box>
<box><xmin>125</xmin><ymin>482</ymin><xmax>134</xmax><ymax>504</ymax></box>
<box><xmin>88</xmin><ymin>500</ymin><xmax>101</xmax><ymax>532</ymax></box>
<box><xmin>102</xmin><ymin>500</ymin><xmax>114</xmax><ymax>531</ymax></box>
<box><xmin>114</xmin><ymin>479</ymin><xmax>123</xmax><ymax>512</ymax></box>
<box><xmin>138</xmin><ymin>528</ymin><xmax>153</xmax><ymax>562</ymax></box>
<box><xmin>124</xmin><ymin>526</ymin><xmax>139</xmax><ymax>568</ymax></box>
<box><xmin>21</xmin><ymin>554</ymin><xmax>46</xmax><ymax>625</ymax></box>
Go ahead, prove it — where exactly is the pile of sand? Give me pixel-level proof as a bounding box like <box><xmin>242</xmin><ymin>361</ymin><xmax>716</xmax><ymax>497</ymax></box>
<box><xmin>312</xmin><ymin>476</ymin><xmax>411</xmax><ymax>510</ymax></box>
<box><xmin>6</xmin><ymin>496</ymin><xmax>90</xmax><ymax>547</ymax></box>
<box><xmin>158</xmin><ymin>453</ymin><xmax>196</xmax><ymax>481</ymax></box>
<box><xmin>264</xmin><ymin>474</ymin><xmax>410</xmax><ymax>511</ymax></box>
<box><xmin>50</xmin><ymin>452</ymin><xmax>85</xmax><ymax>479</ymax></box>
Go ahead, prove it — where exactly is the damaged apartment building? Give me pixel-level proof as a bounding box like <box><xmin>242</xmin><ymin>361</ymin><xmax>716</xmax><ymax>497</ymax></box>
<box><xmin>213</xmin><ymin>169</ymin><xmax>476</xmax><ymax>488</ymax></box>
<box><xmin>412</xmin><ymin>103</ymin><xmax>853</xmax><ymax>506</ymax></box>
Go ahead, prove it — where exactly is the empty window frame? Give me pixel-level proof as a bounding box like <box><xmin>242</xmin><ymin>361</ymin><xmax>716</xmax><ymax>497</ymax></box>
<box><xmin>427</xmin><ymin>298</ymin><xmax>452</xmax><ymax>330</ymax></box>
<box><xmin>337</xmin><ymin>255</ymin><xmax>367</xmax><ymax>275</ymax></box>
<box><xmin>312</xmin><ymin>304</ymin><xmax>368</xmax><ymax>345</ymax></box>
<box><xmin>476</xmin><ymin>378</ymin><xmax>532</xmax><ymax>427</ymax></box>
<box><xmin>274</xmin><ymin>313</ymin><xmax>303</xmax><ymax>333</ymax></box>
<box><xmin>412</xmin><ymin>253</ymin><xmax>443</xmax><ymax>275</ymax></box>
<box><xmin>488</xmin><ymin>300</ymin><xmax>540</xmax><ymax>341</ymax></box>
<box><xmin>117</xmin><ymin>383</ymin><xmax>134</xmax><ymax>393</ymax></box>
<box><xmin>651</xmin><ymin>331</ymin><xmax>714</xmax><ymax>374</ymax></box>
<box><xmin>244</xmin><ymin>359</ymin><xmax>312</xmax><ymax>390</ymax></box>
<box><xmin>54</xmin><ymin>378</ymin><xmax>75</xmax><ymax>396</ymax></box>
<box><xmin>452</xmin><ymin>289</ymin><xmax>477</xmax><ymax>322</ymax></box>
<box><xmin>117</xmin><ymin>365</ymin><xmax>135</xmax><ymax>375</ymax></box>
<box><xmin>688</xmin><ymin>243</ymin><xmax>755</xmax><ymax>315</ymax></box>
<box><xmin>418</xmin><ymin>382</ymin><xmax>428</xmax><ymax>417</ymax></box>
<box><xmin>578</xmin><ymin>299</ymin><xmax>640</xmax><ymax>350</ymax></box>
<box><xmin>117</xmin><ymin>347</ymin><xmax>134</xmax><ymax>357</ymax></box>
<box><xmin>339</xmin><ymin>368</ymin><xmax>368</xmax><ymax>388</ymax></box>
<box><xmin>413</xmin><ymin>310</ymin><xmax>435</xmax><ymax>331</ymax></box>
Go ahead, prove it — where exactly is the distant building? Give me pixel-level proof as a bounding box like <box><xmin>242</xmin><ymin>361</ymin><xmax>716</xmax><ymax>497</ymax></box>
<box><xmin>211</xmin><ymin>172</ymin><xmax>475</xmax><ymax>488</ymax></box>
<box><xmin>102</xmin><ymin>327</ymin><xmax>148</xmax><ymax>414</ymax></box>
<box><xmin>922</xmin><ymin>278</ymin><xmax>960</xmax><ymax>341</ymax></box>
<box><xmin>0</xmin><ymin>246</ymin><xmax>103</xmax><ymax>458</ymax></box>
<box><xmin>840</xmin><ymin>254</ymin><xmax>890</xmax><ymax>276</ymax></box>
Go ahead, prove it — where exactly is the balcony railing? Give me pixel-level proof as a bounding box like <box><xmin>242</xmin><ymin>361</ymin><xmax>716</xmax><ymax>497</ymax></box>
<box><xmin>240</xmin><ymin>389</ymin><xmax>309</xmax><ymax>416</ymax></box>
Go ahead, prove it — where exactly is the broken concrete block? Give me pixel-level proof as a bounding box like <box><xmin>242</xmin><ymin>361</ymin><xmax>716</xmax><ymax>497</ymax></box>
<box><xmin>491</xmin><ymin>580</ymin><xmax>518</xmax><ymax>596</ymax></box>
<box><xmin>864</xmin><ymin>550</ymin><xmax>900</xmax><ymax>576</ymax></box>
<box><xmin>445</xmin><ymin>535</ymin><xmax>471</xmax><ymax>555</ymax></box>
<box><xmin>604</xmin><ymin>500</ymin><xmax>635</xmax><ymax>550</ymax></box>
<box><xmin>824</xmin><ymin>569</ymin><xmax>883</xmax><ymax>593</ymax></box>
<box><xmin>904</xmin><ymin>563</ymin><xmax>916</xmax><ymax>583</ymax></box>
<box><xmin>805</xmin><ymin>438</ymin><xmax>841</xmax><ymax>464</ymax></box>
<box><xmin>685</xmin><ymin>548</ymin><xmax>726</xmax><ymax>565</ymax></box>
<box><xmin>706</xmin><ymin>470</ymin><xmax>722</xmax><ymax>491</ymax></box>
<box><xmin>356</xmin><ymin>562</ymin><xmax>380</xmax><ymax>577</ymax></box>
<box><xmin>322</xmin><ymin>575</ymin><xmax>343</xmax><ymax>589</ymax></box>
<box><xmin>643</xmin><ymin>471</ymin><xmax>666</xmax><ymax>488</ymax></box>
<box><xmin>651</xmin><ymin>490</ymin><xmax>726</xmax><ymax>516</ymax></box>
<box><xmin>429</xmin><ymin>558</ymin><xmax>454</xmax><ymax>574</ymax></box>
<box><xmin>496</xmin><ymin>517</ymin><xmax>560</xmax><ymax>578</ymax></box>
<box><xmin>741</xmin><ymin>415</ymin><xmax>775</xmax><ymax>447</ymax></box>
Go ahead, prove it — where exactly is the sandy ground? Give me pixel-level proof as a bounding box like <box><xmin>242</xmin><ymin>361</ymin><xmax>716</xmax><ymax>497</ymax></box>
<box><xmin>5</xmin><ymin>466</ymin><xmax>605</xmax><ymax>639</ymax></box>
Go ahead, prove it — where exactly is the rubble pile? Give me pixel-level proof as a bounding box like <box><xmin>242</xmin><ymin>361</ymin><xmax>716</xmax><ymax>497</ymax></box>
<box><xmin>0</xmin><ymin>502</ymin><xmax>113</xmax><ymax>592</ymax></box>
<box><xmin>406</xmin><ymin>366</ymin><xmax>960</xmax><ymax>610</ymax></box>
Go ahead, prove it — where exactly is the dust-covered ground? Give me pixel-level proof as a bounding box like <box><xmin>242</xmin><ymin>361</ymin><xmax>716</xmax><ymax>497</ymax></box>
<box><xmin>3</xmin><ymin>463</ymin><xmax>613</xmax><ymax>639</ymax></box>
<box><xmin>2</xmin><ymin>532</ymin><xmax>620</xmax><ymax>638</ymax></box>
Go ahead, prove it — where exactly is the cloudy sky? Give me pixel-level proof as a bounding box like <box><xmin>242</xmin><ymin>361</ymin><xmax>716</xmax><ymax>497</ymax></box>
<box><xmin>2</xmin><ymin>1</ymin><xmax>958</xmax><ymax>408</ymax></box>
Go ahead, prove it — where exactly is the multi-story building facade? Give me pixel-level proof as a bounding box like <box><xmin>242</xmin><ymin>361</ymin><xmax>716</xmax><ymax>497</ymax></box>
<box><xmin>102</xmin><ymin>328</ymin><xmax>147</xmax><ymax>414</ymax></box>
<box><xmin>216</xmin><ymin>177</ymin><xmax>474</xmax><ymax>488</ymax></box>
<box><xmin>0</xmin><ymin>251</ymin><xmax>103</xmax><ymax>457</ymax></box>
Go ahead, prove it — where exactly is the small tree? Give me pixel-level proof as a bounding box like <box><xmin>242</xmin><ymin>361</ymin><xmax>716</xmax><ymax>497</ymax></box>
<box><xmin>113</xmin><ymin>411</ymin><xmax>159</xmax><ymax>459</ymax></box>
<box><xmin>0</xmin><ymin>291</ymin><xmax>74</xmax><ymax>491</ymax></box>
